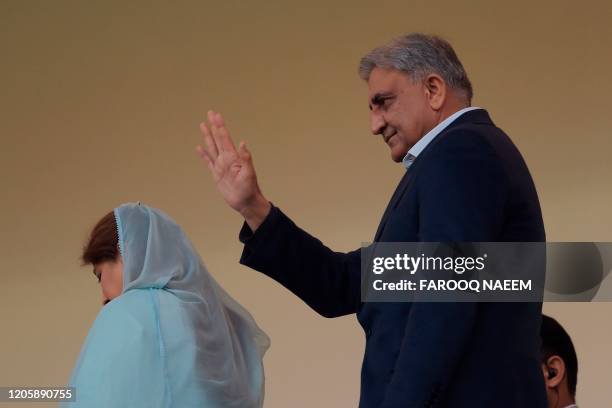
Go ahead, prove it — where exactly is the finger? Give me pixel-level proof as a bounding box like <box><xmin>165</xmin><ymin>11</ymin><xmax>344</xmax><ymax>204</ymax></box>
<box><xmin>238</xmin><ymin>141</ymin><xmax>252</xmax><ymax>163</ymax></box>
<box><xmin>211</xmin><ymin>112</ymin><xmax>238</xmax><ymax>153</ymax></box>
<box><xmin>199</xmin><ymin>119</ymin><xmax>219</xmax><ymax>160</ymax></box>
<box><xmin>195</xmin><ymin>145</ymin><xmax>215</xmax><ymax>172</ymax></box>
<box><xmin>207</xmin><ymin>110</ymin><xmax>228</xmax><ymax>154</ymax></box>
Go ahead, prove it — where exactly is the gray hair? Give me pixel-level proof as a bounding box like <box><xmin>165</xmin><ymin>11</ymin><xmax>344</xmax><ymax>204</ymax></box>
<box><xmin>358</xmin><ymin>33</ymin><xmax>473</xmax><ymax>103</ymax></box>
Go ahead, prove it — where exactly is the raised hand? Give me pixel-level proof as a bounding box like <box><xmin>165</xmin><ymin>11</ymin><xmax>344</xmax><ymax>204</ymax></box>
<box><xmin>196</xmin><ymin>111</ymin><xmax>271</xmax><ymax>231</ymax></box>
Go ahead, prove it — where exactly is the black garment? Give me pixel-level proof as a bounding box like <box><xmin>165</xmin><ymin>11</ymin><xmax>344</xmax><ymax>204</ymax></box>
<box><xmin>239</xmin><ymin>109</ymin><xmax>547</xmax><ymax>407</ymax></box>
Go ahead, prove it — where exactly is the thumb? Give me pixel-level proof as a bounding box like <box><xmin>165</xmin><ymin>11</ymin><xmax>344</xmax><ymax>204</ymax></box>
<box><xmin>238</xmin><ymin>141</ymin><xmax>252</xmax><ymax>162</ymax></box>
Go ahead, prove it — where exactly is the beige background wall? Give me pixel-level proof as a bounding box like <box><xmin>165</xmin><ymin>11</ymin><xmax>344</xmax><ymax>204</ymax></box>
<box><xmin>1</xmin><ymin>0</ymin><xmax>611</xmax><ymax>406</ymax></box>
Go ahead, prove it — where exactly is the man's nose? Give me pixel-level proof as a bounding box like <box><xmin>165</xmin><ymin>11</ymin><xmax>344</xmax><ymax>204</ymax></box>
<box><xmin>370</xmin><ymin>112</ymin><xmax>386</xmax><ymax>135</ymax></box>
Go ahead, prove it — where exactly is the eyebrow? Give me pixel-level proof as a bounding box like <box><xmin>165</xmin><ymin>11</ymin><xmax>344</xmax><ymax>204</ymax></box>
<box><xmin>369</xmin><ymin>92</ymin><xmax>394</xmax><ymax>110</ymax></box>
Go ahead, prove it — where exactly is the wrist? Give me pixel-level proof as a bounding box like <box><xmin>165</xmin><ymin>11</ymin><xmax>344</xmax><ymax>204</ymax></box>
<box><xmin>240</xmin><ymin>194</ymin><xmax>271</xmax><ymax>232</ymax></box>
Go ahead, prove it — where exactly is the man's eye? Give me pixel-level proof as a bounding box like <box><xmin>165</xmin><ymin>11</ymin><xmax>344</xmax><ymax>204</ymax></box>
<box><xmin>382</xmin><ymin>97</ymin><xmax>394</xmax><ymax>108</ymax></box>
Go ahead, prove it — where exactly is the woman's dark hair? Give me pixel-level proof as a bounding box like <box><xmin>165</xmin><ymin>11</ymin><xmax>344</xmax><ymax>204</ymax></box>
<box><xmin>81</xmin><ymin>210</ymin><xmax>119</xmax><ymax>267</ymax></box>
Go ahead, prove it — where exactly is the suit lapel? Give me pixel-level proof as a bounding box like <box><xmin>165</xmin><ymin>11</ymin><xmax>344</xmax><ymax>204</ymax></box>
<box><xmin>373</xmin><ymin>109</ymin><xmax>494</xmax><ymax>242</ymax></box>
<box><xmin>374</xmin><ymin>169</ymin><xmax>413</xmax><ymax>241</ymax></box>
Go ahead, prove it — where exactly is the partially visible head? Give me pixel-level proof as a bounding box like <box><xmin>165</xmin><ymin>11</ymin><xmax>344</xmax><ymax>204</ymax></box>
<box><xmin>540</xmin><ymin>315</ymin><xmax>578</xmax><ymax>407</ymax></box>
<box><xmin>358</xmin><ymin>33</ymin><xmax>473</xmax><ymax>162</ymax></box>
<box><xmin>81</xmin><ymin>211</ymin><xmax>124</xmax><ymax>306</ymax></box>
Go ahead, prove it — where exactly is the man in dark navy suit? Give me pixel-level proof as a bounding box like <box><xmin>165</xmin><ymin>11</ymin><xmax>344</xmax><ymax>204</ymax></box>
<box><xmin>197</xmin><ymin>33</ymin><xmax>547</xmax><ymax>407</ymax></box>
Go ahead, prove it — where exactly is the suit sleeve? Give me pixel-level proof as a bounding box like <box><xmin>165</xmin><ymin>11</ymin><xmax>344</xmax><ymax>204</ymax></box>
<box><xmin>381</xmin><ymin>132</ymin><xmax>509</xmax><ymax>408</ymax></box>
<box><xmin>239</xmin><ymin>205</ymin><xmax>362</xmax><ymax>318</ymax></box>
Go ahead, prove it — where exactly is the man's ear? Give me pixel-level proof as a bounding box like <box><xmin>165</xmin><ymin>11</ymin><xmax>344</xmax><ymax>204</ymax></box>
<box><xmin>542</xmin><ymin>355</ymin><xmax>566</xmax><ymax>388</ymax></box>
<box><xmin>423</xmin><ymin>73</ymin><xmax>446</xmax><ymax>111</ymax></box>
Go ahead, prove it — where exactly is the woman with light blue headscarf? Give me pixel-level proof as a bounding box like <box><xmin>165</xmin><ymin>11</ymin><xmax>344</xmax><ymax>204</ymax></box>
<box><xmin>63</xmin><ymin>202</ymin><xmax>270</xmax><ymax>408</ymax></box>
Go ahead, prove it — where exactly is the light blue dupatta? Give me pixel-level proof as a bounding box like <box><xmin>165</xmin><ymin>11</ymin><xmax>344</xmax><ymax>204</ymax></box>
<box><xmin>63</xmin><ymin>202</ymin><xmax>270</xmax><ymax>407</ymax></box>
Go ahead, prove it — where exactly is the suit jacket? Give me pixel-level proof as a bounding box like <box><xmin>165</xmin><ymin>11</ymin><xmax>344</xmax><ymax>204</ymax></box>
<box><xmin>238</xmin><ymin>109</ymin><xmax>547</xmax><ymax>407</ymax></box>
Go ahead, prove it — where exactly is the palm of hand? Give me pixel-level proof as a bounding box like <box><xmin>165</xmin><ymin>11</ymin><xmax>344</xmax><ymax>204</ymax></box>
<box><xmin>213</xmin><ymin>150</ymin><xmax>255</xmax><ymax>211</ymax></box>
<box><xmin>196</xmin><ymin>111</ymin><xmax>261</xmax><ymax>214</ymax></box>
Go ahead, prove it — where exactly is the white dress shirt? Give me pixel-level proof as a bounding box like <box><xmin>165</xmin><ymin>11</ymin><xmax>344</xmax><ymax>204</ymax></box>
<box><xmin>402</xmin><ymin>106</ymin><xmax>482</xmax><ymax>169</ymax></box>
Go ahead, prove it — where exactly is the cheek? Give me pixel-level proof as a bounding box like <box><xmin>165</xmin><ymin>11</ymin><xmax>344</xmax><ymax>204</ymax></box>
<box><xmin>391</xmin><ymin>113</ymin><xmax>416</xmax><ymax>144</ymax></box>
<box><xmin>389</xmin><ymin>103</ymin><xmax>414</xmax><ymax>134</ymax></box>
<box><xmin>101</xmin><ymin>269</ymin><xmax>123</xmax><ymax>298</ymax></box>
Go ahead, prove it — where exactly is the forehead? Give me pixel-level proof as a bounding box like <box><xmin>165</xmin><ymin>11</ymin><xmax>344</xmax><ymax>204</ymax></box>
<box><xmin>367</xmin><ymin>67</ymin><xmax>413</xmax><ymax>96</ymax></box>
<box><xmin>93</xmin><ymin>259</ymin><xmax>115</xmax><ymax>271</ymax></box>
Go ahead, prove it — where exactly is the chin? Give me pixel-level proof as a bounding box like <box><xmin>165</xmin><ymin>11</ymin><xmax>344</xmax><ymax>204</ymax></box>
<box><xmin>390</xmin><ymin>153</ymin><xmax>403</xmax><ymax>163</ymax></box>
<box><xmin>390</xmin><ymin>147</ymin><xmax>409</xmax><ymax>163</ymax></box>
<box><xmin>386</xmin><ymin>137</ymin><xmax>409</xmax><ymax>163</ymax></box>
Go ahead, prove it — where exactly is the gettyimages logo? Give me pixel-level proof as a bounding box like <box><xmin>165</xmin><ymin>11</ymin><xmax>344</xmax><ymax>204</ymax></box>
<box><xmin>361</xmin><ymin>242</ymin><xmax>612</xmax><ymax>302</ymax></box>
